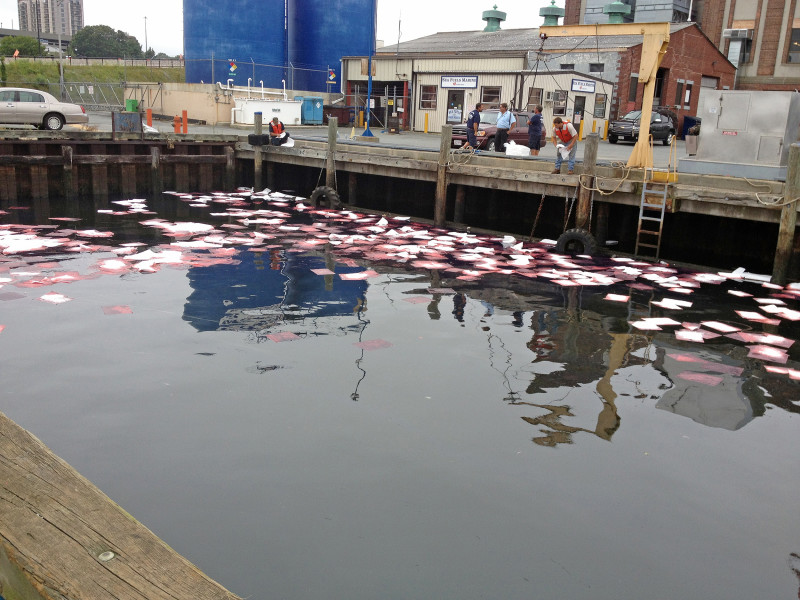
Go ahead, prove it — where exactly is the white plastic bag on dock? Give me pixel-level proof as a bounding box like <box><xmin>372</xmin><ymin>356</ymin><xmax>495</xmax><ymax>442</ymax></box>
<box><xmin>504</xmin><ymin>141</ymin><xmax>529</xmax><ymax>156</ymax></box>
<box><xmin>284</xmin><ymin>137</ymin><xmax>295</xmax><ymax>147</ymax></box>
<box><xmin>557</xmin><ymin>143</ymin><xmax>570</xmax><ymax>160</ymax></box>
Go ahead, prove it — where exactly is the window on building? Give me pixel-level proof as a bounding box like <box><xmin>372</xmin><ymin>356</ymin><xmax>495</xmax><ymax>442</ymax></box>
<box><xmin>674</xmin><ymin>81</ymin><xmax>684</xmax><ymax>107</ymax></box>
<box><xmin>788</xmin><ymin>29</ymin><xmax>800</xmax><ymax>63</ymax></box>
<box><xmin>628</xmin><ymin>76</ymin><xmax>639</xmax><ymax>103</ymax></box>
<box><xmin>553</xmin><ymin>90</ymin><xmax>568</xmax><ymax>116</ymax></box>
<box><xmin>527</xmin><ymin>87</ymin><xmax>543</xmax><ymax>110</ymax></box>
<box><xmin>589</xmin><ymin>63</ymin><xmax>604</xmax><ymax>73</ymax></box>
<box><xmin>419</xmin><ymin>85</ymin><xmax>437</xmax><ymax>110</ymax></box>
<box><xmin>683</xmin><ymin>82</ymin><xmax>693</xmax><ymax>109</ymax></box>
<box><xmin>560</xmin><ymin>63</ymin><xmax>575</xmax><ymax>70</ymax></box>
<box><xmin>481</xmin><ymin>86</ymin><xmax>501</xmax><ymax>107</ymax></box>
<box><xmin>741</xmin><ymin>38</ymin><xmax>753</xmax><ymax>63</ymax></box>
<box><xmin>593</xmin><ymin>93</ymin><xmax>607</xmax><ymax>118</ymax></box>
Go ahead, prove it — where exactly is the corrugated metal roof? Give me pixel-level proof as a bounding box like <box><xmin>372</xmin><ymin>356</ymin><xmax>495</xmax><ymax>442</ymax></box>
<box><xmin>377</xmin><ymin>22</ymin><xmax>694</xmax><ymax>55</ymax></box>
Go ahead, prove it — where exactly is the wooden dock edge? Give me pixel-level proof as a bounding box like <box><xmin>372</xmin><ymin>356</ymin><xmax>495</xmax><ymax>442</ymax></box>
<box><xmin>0</xmin><ymin>411</ymin><xmax>241</xmax><ymax>600</ymax></box>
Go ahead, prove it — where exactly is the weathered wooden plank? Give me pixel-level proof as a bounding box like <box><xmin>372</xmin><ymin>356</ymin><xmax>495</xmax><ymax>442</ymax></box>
<box><xmin>121</xmin><ymin>145</ymin><xmax>138</xmax><ymax>199</ymax></box>
<box><xmin>90</xmin><ymin>143</ymin><xmax>109</xmax><ymax>204</ymax></box>
<box><xmin>199</xmin><ymin>145</ymin><xmax>214</xmax><ymax>191</ymax></box>
<box><xmin>0</xmin><ymin>410</ymin><xmax>242</xmax><ymax>600</ymax></box>
<box><xmin>61</xmin><ymin>145</ymin><xmax>76</xmax><ymax>202</ymax></box>
<box><xmin>174</xmin><ymin>144</ymin><xmax>190</xmax><ymax>192</ymax></box>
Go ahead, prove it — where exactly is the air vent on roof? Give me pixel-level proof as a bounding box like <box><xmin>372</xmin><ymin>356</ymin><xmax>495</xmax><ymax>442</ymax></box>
<box><xmin>722</xmin><ymin>28</ymin><xmax>752</xmax><ymax>39</ymax></box>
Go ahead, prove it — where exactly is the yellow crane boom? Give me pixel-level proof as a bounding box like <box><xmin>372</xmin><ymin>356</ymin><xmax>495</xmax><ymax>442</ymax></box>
<box><xmin>539</xmin><ymin>22</ymin><xmax>670</xmax><ymax>169</ymax></box>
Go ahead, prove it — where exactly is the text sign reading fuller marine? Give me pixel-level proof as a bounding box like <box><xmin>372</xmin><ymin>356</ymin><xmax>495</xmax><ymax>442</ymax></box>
<box><xmin>441</xmin><ymin>76</ymin><xmax>478</xmax><ymax>89</ymax></box>
<box><xmin>571</xmin><ymin>79</ymin><xmax>596</xmax><ymax>93</ymax></box>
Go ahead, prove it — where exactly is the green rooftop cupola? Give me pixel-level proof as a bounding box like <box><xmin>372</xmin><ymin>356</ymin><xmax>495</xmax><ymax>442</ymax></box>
<box><xmin>602</xmin><ymin>0</ymin><xmax>631</xmax><ymax>23</ymax></box>
<box><xmin>540</xmin><ymin>0</ymin><xmax>565</xmax><ymax>27</ymax></box>
<box><xmin>482</xmin><ymin>5</ymin><xmax>507</xmax><ymax>32</ymax></box>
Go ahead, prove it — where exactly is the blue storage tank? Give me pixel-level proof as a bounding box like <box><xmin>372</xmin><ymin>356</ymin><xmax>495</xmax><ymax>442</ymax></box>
<box><xmin>287</xmin><ymin>0</ymin><xmax>376</xmax><ymax>93</ymax></box>
<box><xmin>184</xmin><ymin>0</ymin><xmax>288</xmax><ymax>89</ymax></box>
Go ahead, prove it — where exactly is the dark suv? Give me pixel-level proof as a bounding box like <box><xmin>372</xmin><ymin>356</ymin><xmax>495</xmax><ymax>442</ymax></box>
<box><xmin>608</xmin><ymin>108</ymin><xmax>676</xmax><ymax>145</ymax></box>
<box><xmin>451</xmin><ymin>109</ymin><xmax>546</xmax><ymax>151</ymax></box>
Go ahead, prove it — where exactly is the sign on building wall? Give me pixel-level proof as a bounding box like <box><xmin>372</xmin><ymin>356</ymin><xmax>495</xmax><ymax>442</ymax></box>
<box><xmin>571</xmin><ymin>78</ymin><xmax>596</xmax><ymax>93</ymax></box>
<box><xmin>441</xmin><ymin>76</ymin><xmax>478</xmax><ymax>88</ymax></box>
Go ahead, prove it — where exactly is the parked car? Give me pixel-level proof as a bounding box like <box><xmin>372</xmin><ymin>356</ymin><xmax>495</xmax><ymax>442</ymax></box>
<box><xmin>0</xmin><ymin>87</ymin><xmax>88</xmax><ymax>130</ymax></box>
<box><xmin>607</xmin><ymin>108</ymin><xmax>675</xmax><ymax>145</ymax></box>
<box><xmin>451</xmin><ymin>109</ymin><xmax>546</xmax><ymax>151</ymax></box>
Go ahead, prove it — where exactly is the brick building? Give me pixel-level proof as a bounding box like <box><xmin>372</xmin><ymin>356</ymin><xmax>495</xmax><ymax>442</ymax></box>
<box><xmin>699</xmin><ymin>0</ymin><xmax>800</xmax><ymax>90</ymax></box>
<box><xmin>565</xmin><ymin>0</ymin><xmax>800</xmax><ymax>90</ymax></box>
<box><xmin>617</xmin><ymin>23</ymin><xmax>736</xmax><ymax>133</ymax></box>
<box><xmin>537</xmin><ymin>23</ymin><xmax>735</xmax><ymax>134</ymax></box>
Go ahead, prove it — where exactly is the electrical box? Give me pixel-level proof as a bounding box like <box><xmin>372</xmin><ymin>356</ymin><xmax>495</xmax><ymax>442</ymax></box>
<box><xmin>678</xmin><ymin>90</ymin><xmax>800</xmax><ymax>181</ymax></box>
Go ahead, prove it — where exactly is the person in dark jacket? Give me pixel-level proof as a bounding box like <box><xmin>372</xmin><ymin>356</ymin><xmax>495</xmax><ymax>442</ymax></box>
<box><xmin>527</xmin><ymin>105</ymin><xmax>544</xmax><ymax>156</ymax></box>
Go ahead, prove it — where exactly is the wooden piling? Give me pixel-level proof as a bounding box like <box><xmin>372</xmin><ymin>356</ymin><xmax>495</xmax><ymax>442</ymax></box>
<box><xmin>348</xmin><ymin>172</ymin><xmax>358</xmax><ymax>205</ymax></box>
<box><xmin>772</xmin><ymin>143</ymin><xmax>800</xmax><ymax>285</ymax></box>
<box><xmin>253</xmin><ymin>112</ymin><xmax>263</xmax><ymax>191</ymax></box>
<box><xmin>576</xmin><ymin>133</ymin><xmax>599</xmax><ymax>231</ymax></box>
<box><xmin>225</xmin><ymin>146</ymin><xmax>235</xmax><ymax>191</ymax></box>
<box><xmin>434</xmin><ymin>125</ymin><xmax>452</xmax><ymax>227</ymax></box>
<box><xmin>199</xmin><ymin>145</ymin><xmax>213</xmax><ymax>191</ymax></box>
<box><xmin>61</xmin><ymin>145</ymin><xmax>75</xmax><ymax>202</ymax></box>
<box><xmin>30</xmin><ymin>143</ymin><xmax>48</xmax><ymax>203</ymax></box>
<box><xmin>326</xmin><ymin>117</ymin><xmax>338</xmax><ymax>190</ymax></box>
<box><xmin>91</xmin><ymin>143</ymin><xmax>109</xmax><ymax>204</ymax></box>
<box><xmin>454</xmin><ymin>185</ymin><xmax>466</xmax><ymax>224</ymax></box>
<box><xmin>174</xmin><ymin>144</ymin><xmax>190</xmax><ymax>192</ymax></box>
<box><xmin>0</xmin><ymin>143</ymin><xmax>17</xmax><ymax>205</ymax></box>
<box><xmin>150</xmin><ymin>146</ymin><xmax>163</xmax><ymax>197</ymax></box>
<box><xmin>121</xmin><ymin>145</ymin><xmax>137</xmax><ymax>198</ymax></box>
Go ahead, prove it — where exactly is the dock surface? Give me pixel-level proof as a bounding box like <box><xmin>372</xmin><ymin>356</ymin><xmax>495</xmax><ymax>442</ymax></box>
<box><xmin>0</xmin><ymin>410</ymin><xmax>241</xmax><ymax>600</ymax></box>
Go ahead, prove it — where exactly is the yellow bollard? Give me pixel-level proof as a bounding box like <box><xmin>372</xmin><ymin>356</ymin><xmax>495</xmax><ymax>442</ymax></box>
<box><xmin>424</xmin><ymin>112</ymin><xmax>429</xmax><ymax>134</ymax></box>
<box><xmin>578</xmin><ymin>118</ymin><xmax>585</xmax><ymax>140</ymax></box>
<box><xmin>592</xmin><ymin>120</ymin><xmax>597</xmax><ymax>133</ymax></box>
<box><xmin>603</xmin><ymin>119</ymin><xmax>609</xmax><ymax>140</ymax></box>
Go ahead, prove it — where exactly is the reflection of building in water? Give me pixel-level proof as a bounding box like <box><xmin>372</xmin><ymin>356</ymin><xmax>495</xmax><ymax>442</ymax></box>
<box><xmin>651</xmin><ymin>342</ymin><xmax>764</xmax><ymax>431</ymax></box>
<box><xmin>462</xmin><ymin>280</ymin><xmax>791</xmax><ymax>446</ymax></box>
<box><xmin>182</xmin><ymin>249</ymin><xmax>368</xmax><ymax>332</ymax></box>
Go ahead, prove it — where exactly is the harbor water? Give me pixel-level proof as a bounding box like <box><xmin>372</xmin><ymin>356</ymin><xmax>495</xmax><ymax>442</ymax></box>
<box><xmin>1</xmin><ymin>190</ymin><xmax>799</xmax><ymax>599</ymax></box>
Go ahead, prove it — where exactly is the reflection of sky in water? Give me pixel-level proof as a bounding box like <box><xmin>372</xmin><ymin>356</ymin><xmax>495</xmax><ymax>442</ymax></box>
<box><xmin>1</xmin><ymin>192</ymin><xmax>800</xmax><ymax>600</ymax></box>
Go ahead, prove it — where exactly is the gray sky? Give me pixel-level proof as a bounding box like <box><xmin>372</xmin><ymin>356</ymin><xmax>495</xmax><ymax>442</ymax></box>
<box><xmin>0</xmin><ymin>0</ymin><xmax>552</xmax><ymax>57</ymax></box>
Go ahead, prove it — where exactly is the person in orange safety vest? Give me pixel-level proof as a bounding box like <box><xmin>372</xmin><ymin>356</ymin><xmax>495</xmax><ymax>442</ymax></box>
<box><xmin>269</xmin><ymin>117</ymin><xmax>290</xmax><ymax>146</ymax></box>
<box><xmin>551</xmin><ymin>117</ymin><xmax>578</xmax><ymax>175</ymax></box>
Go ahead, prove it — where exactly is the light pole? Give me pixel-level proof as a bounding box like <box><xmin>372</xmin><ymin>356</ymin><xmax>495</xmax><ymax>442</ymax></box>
<box><xmin>144</xmin><ymin>16</ymin><xmax>148</xmax><ymax>59</ymax></box>
<box><xmin>57</xmin><ymin>0</ymin><xmax>64</xmax><ymax>99</ymax></box>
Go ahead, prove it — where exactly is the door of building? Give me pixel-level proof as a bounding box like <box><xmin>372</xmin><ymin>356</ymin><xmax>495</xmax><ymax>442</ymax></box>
<box><xmin>446</xmin><ymin>90</ymin><xmax>465</xmax><ymax>124</ymax></box>
<box><xmin>573</xmin><ymin>95</ymin><xmax>586</xmax><ymax>124</ymax></box>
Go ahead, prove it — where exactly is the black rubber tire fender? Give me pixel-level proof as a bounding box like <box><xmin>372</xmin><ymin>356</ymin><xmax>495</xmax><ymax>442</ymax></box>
<box><xmin>308</xmin><ymin>185</ymin><xmax>342</xmax><ymax>210</ymax></box>
<box><xmin>555</xmin><ymin>228</ymin><xmax>597</xmax><ymax>255</ymax></box>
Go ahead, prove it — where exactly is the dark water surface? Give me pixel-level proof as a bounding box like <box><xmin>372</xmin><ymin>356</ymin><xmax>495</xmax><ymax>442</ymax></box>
<box><xmin>2</xmin><ymin>191</ymin><xmax>799</xmax><ymax>599</ymax></box>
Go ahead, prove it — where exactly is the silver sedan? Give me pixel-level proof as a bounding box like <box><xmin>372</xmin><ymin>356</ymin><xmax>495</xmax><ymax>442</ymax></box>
<box><xmin>0</xmin><ymin>87</ymin><xmax>89</xmax><ymax>130</ymax></box>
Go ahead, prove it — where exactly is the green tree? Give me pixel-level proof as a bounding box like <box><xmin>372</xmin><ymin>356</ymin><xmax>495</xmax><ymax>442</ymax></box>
<box><xmin>0</xmin><ymin>57</ymin><xmax>6</xmax><ymax>86</ymax></box>
<box><xmin>0</xmin><ymin>36</ymin><xmax>44</xmax><ymax>57</ymax></box>
<box><xmin>68</xmin><ymin>25</ymin><xmax>143</xmax><ymax>59</ymax></box>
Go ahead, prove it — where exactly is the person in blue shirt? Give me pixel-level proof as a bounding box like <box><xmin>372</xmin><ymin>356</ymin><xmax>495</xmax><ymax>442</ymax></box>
<box><xmin>527</xmin><ymin>104</ymin><xmax>544</xmax><ymax>156</ymax></box>
<box><xmin>495</xmin><ymin>102</ymin><xmax>516</xmax><ymax>151</ymax></box>
<box><xmin>464</xmin><ymin>102</ymin><xmax>483</xmax><ymax>149</ymax></box>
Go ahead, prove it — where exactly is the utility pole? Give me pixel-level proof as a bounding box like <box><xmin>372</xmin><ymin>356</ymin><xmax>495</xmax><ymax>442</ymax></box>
<box><xmin>144</xmin><ymin>16</ymin><xmax>148</xmax><ymax>58</ymax></box>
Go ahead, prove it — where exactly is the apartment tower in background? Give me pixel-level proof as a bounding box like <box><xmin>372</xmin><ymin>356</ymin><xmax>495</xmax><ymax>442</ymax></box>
<box><xmin>17</xmin><ymin>0</ymin><xmax>84</xmax><ymax>37</ymax></box>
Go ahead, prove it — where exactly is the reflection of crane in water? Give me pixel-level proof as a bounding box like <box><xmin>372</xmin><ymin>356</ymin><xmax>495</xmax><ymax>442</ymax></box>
<box><xmin>520</xmin><ymin>332</ymin><xmax>633</xmax><ymax>446</ymax></box>
<box><xmin>515</xmin><ymin>287</ymin><xmax>653</xmax><ymax>446</ymax></box>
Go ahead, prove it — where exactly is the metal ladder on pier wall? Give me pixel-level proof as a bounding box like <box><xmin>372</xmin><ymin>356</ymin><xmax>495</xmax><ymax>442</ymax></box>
<box><xmin>635</xmin><ymin>178</ymin><xmax>669</xmax><ymax>259</ymax></box>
